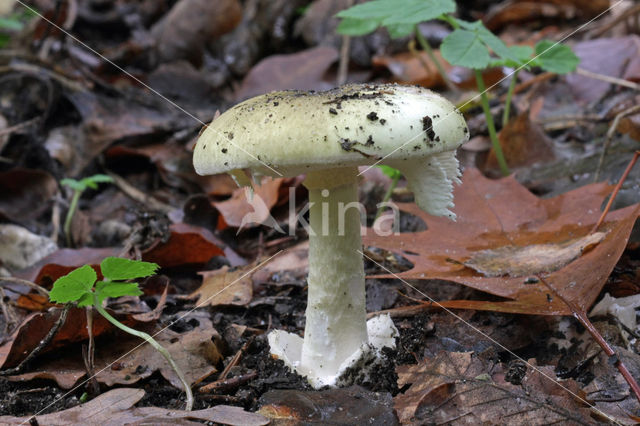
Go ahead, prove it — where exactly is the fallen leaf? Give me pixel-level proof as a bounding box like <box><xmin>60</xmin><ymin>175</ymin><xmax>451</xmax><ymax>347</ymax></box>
<box><xmin>465</xmin><ymin>232</ymin><xmax>606</xmax><ymax>277</ymax></box>
<box><xmin>236</xmin><ymin>46</ymin><xmax>338</xmax><ymax>100</ymax></box>
<box><xmin>8</xmin><ymin>315</ymin><xmax>221</xmax><ymax>390</ymax></box>
<box><xmin>486</xmin><ymin>103</ymin><xmax>555</xmax><ymax>171</ymax></box>
<box><xmin>0</xmin><ymin>388</ymin><xmax>268</xmax><ymax>426</ymax></box>
<box><xmin>566</xmin><ymin>36</ymin><xmax>640</xmax><ymax>103</ymax></box>
<box><xmin>252</xmin><ymin>241</ymin><xmax>309</xmax><ymax>285</ymax></box>
<box><xmin>582</xmin><ymin>345</ymin><xmax>640</xmax><ymax>425</ymax></box>
<box><xmin>0</xmin><ymin>168</ymin><xmax>58</xmax><ymax>225</ymax></box>
<box><xmin>142</xmin><ymin>223</ymin><xmax>225</xmax><ymax>267</ymax></box>
<box><xmin>0</xmin><ymin>388</ymin><xmax>145</xmax><ymax>425</ymax></box>
<box><xmin>484</xmin><ymin>0</ymin><xmax>610</xmax><ymax>31</ymax></box>
<box><xmin>0</xmin><ymin>296</ymin><xmax>167</xmax><ymax>372</ymax></box>
<box><xmin>372</xmin><ymin>50</ymin><xmax>452</xmax><ymax>88</ymax></box>
<box><xmin>192</xmin><ymin>264</ymin><xmax>255</xmax><ymax>307</ymax></box>
<box><xmin>66</xmin><ymin>90</ymin><xmax>196</xmax><ymax>171</ymax></box>
<box><xmin>0</xmin><ymin>224</ymin><xmax>57</xmax><ymax>271</ymax></box>
<box><xmin>213</xmin><ymin>177</ymin><xmax>287</xmax><ymax>229</ymax></box>
<box><xmin>394</xmin><ymin>351</ymin><xmax>592</xmax><ymax>424</ymax></box>
<box><xmin>258</xmin><ymin>386</ymin><xmax>398</xmax><ymax>424</ymax></box>
<box><xmin>150</xmin><ymin>0</ymin><xmax>241</xmax><ymax>64</ymax></box>
<box><xmin>95</xmin><ymin>326</ymin><xmax>221</xmax><ymax>389</ymax></box>
<box><xmin>364</xmin><ymin>168</ymin><xmax>640</xmax><ymax>315</ymax></box>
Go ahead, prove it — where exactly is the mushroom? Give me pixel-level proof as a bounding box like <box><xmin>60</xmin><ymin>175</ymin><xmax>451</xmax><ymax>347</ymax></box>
<box><xmin>193</xmin><ymin>84</ymin><xmax>469</xmax><ymax>388</ymax></box>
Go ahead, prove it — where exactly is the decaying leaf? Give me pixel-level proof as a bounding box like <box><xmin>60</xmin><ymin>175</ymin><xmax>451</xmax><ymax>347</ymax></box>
<box><xmin>258</xmin><ymin>386</ymin><xmax>398</xmax><ymax>425</ymax></box>
<box><xmin>365</xmin><ymin>168</ymin><xmax>640</xmax><ymax>315</ymax></box>
<box><xmin>566</xmin><ymin>36</ymin><xmax>640</xmax><ymax>103</ymax></box>
<box><xmin>394</xmin><ymin>351</ymin><xmax>593</xmax><ymax>424</ymax></box>
<box><xmin>142</xmin><ymin>223</ymin><xmax>225</xmax><ymax>267</ymax></box>
<box><xmin>252</xmin><ymin>241</ymin><xmax>309</xmax><ymax>285</ymax></box>
<box><xmin>464</xmin><ymin>231</ymin><xmax>606</xmax><ymax>277</ymax></box>
<box><xmin>236</xmin><ymin>46</ymin><xmax>338</xmax><ymax>100</ymax></box>
<box><xmin>0</xmin><ymin>224</ymin><xmax>57</xmax><ymax>271</ymax></box>
<box><xmin>0</xmin><ymin>168</ymin><xmax>58</xmax><ymax>225</ymax></box>
<box><xmin>8</xmin><ymin>316</ymin><xmax>221</xmax><ymax>390</ymax></box>
<box><xmin>372</xmin><ymin>50</ymin><xmax>451</xmax><ymax>88</ymax></box>
<box><xmin>213</xmin><ymin>177</ymin><xmax>288</xmax><ymax>229</ymax></box>
<box><xmin>0</xmin><ymin>293</ymin><xmax>167</xmax><ymax>372</ymax></box>
<box><xmin>0</xmin><ymin>388</ymin><xmax>268</xmax><ymax>425</ymax></box>
<box><xmin>192</xmin><ymin>264</ymin><xmax>255</xmax><ymax>307</ymax></box>
<box><xmin>582</xmin><ymin>346</ymin><xmax>640</xmax><ymax>425</ymax></box>
<box><xmin>487</xmin><ymin>106</ymin><xmax>555</xmax><ymax>171</ymax></box>
<box><xmin>484</xmin><ymin>0</ymin><xmax>610</xmax><ymax>31</ymax></box>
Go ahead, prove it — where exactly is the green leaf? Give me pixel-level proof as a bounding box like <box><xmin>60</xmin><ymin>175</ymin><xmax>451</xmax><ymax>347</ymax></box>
<box><xmin>0</xmin><ymin>17</ymin><xmax>24</xmax><ymax>31</ymax></box>
<box><xmin>100</xmin><ymin>257</ymin><xmax>159</xmax><ymax>281</ymax></box>
<box><xmin>81</xmin><ymin>174</ymin><xmax>113</xmax><ymax>190</ymax></box>
<box><xmin>336</xmin><ymin>0</ymin><xmax>455</xmax><ymax>36</ymax></box>
<box><xmin>378</xmin><ymin>165</ymin><xmax>402</xmax><ymax>180</ymax></box>
<box><xmin>441</xmin><ymin>29</ymin><xmax>490</xmax><ymax>69</ymax></box>
<box><xmin>60</xmin><ymin>178</ymin><xmax>86</xmax><ymax>192</ymax></box>
<box><xmin>336</xmin><ymin>17</ymin><xmax>380</xmax><ymax>36</ymax></box>
<box><xmin>85</xmin><ymin>174</ymin><xmax>114</xmax><ymax>184</ymax></box>
<box><xmin>489</xmin><ymin>45</ymin><xmax>533</xmax><ymax>68</ymax></box>
<box><xmin>476</xmin><ymin>27</ymin><xmax>518</xmax><ymax>63</ymax></box>
<box><xmin>381</xmin><ymin>0</ymin><xmax>455</xmax><ymax>25</ymax></box>
<box><xmin>76</xmin><ymin>292</ymin><xmax>94</xmax><ymax>308</ymax></box>
<box><xmin>535</xmin><ymin>40</ymin><xmax>579</xmax><ymax>74</ymax></box>
<box><xmin>386</xmin><ymin>23</ymin><xmax>415</xmax><ymax>38</ymax></box>
<box><xmin>336</xmin><ymin>0</ymin><xmax>399</xmax><ymax>20</ymax></box>
<box><xmin>49</xmin><ymin>265</ymin><xmax>97</xmax><ymax>304</ymax></box>
<box><xmin>95</xmin><ymin>281</ymin><xmax>143</xmax><ymax>304</ymax></box>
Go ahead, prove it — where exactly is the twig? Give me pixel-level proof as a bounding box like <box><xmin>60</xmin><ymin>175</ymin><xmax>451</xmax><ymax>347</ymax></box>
<box><xmin>537</xmin><ymin>275</ymin><xmax>640</xmax><ymax>404</ymax></box>
<box><xmin>215</xmin><ymin>337</ymin><xmax>255</xmax><ymax>385</ymax></box>
<box><xmin>105</xmin><ymin>169</ymin><xmax>174</xmax><ymax>213</ymax></box>
<box><xmin>0</xmin><ymin>63</ymin><xmax>86</xmax><ymax>92</ymax></box>
<box><xmin>198</xmin><ymin>371</ymin><xmax>257</xmax><ymax>394</ymax></box>
<box><xmin>576</xmin><ymin>67</ymin><xmax>640</xmax><ymax>91</ymax></box>
<box><xmin>0</xmin><ymin>116</ymin><xmax>40</xmax><ymax>138</ymax></box>
<box><xmin>0</xmin><ymin>277</ymin><xmax>49</xmax><ymax>297</ymax></box>
<box><xmin>498</xmin><ymin>72</ymin><xmax>554</xmax><ymax>102</ymax></box>
<box><xmin>594</xmin><ymin>105</ymin><xmax>640</xmax><ymax>182</ymax></box>
<box><xmin>592</xmin><ymin>150</ymin><xmax>640</xmax><ymax>233</ymax></box>
<box><xmin>0</xmin><ymin>305</ymin><xmax>70</xmax><ymax>376</ymax></box>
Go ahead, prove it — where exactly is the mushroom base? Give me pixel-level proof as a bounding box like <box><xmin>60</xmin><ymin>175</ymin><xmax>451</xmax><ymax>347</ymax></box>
<box><xmin>267</xmin><ymin>314</ymin><xmax>398</xmax><ymax>388</ymax></box>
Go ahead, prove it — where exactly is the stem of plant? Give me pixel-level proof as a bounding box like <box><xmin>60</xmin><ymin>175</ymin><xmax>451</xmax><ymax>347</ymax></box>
<box><xmin>414</xmin><ymin>26</ymin><xmax>458</xmax><ymax>93</ymax></box>
<box><xmin>502</xmin><ymin>69</ymin><xmax>519</xmax><ymax>127</ymax></box>
<box><xmin>93</xmin><ymin>297</ymin><xmax>194</xmax><ymax>411</ymax></box>
<box><xmin>475</xmin><ymin>70</ymin><xmax>510</xmax><ymax>176</ymax></box>
<box><xmin>64</xmin><ymin>189</ymin><xmax>82</xmax><ymax>247</ymax></box>
<box><xmin>375</xmin><ymin>173</ymin><xmax>401</xmax><ymax>220</ymax></box>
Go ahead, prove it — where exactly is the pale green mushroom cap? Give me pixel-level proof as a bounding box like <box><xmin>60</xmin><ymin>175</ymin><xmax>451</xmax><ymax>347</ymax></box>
<box><xmin>193</xmin><ymin>84</ymin><xmax>468</xmax><ymax>175</ymax></box>
<box><xmin>193</xmin><ymin>83</ymin><xmax>469</xmax><ymax>218</ymax></box>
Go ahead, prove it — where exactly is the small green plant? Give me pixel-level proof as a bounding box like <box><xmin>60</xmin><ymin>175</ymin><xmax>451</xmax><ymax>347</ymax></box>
<box><xmin>0</xmin><ymin>7</ymin><xmax>37</xmax><ymax>47</ymax></box>
<box><xmin>337</xmin><ymin>0</ymin><xmax>457</xmax><ymax>89</ymax></box>
<box><xmin>61</xmin><ymin>174</ymin><xmax>113</xmax><ymax>246</ymax></box>
<box><xmin>375</xmin><ymin>165</ymin><xmax>402</xmax><ymax>220</ymax></box>
<box><xmin>336</xmin><ymin>0</ymin><xmax>579</xmax><ymax>176</ymax></box>
<box><xmin>49</xmin><ymin>257</ymin><xmax>194</xmax><ymax>410</ymax></box>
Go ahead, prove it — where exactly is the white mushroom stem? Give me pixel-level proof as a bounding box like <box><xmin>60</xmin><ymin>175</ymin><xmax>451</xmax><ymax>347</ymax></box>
<box><xmin>301</xmin><ymin>166</ymin><xmax>368</xmax><ymax>380</ymax></box>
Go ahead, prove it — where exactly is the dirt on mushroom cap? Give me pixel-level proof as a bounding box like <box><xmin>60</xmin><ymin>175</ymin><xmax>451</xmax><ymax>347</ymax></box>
<box><xmin>193</xmin><ymin>83</ymin><xmax>469</xmax><ymax>177</ymax></box>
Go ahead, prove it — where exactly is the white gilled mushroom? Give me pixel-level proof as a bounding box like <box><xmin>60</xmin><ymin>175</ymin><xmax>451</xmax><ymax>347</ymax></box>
<box><xmin>193</xmin><ymin>84</ymin><xmax>468</xmax><ymax>388</ymax></box>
